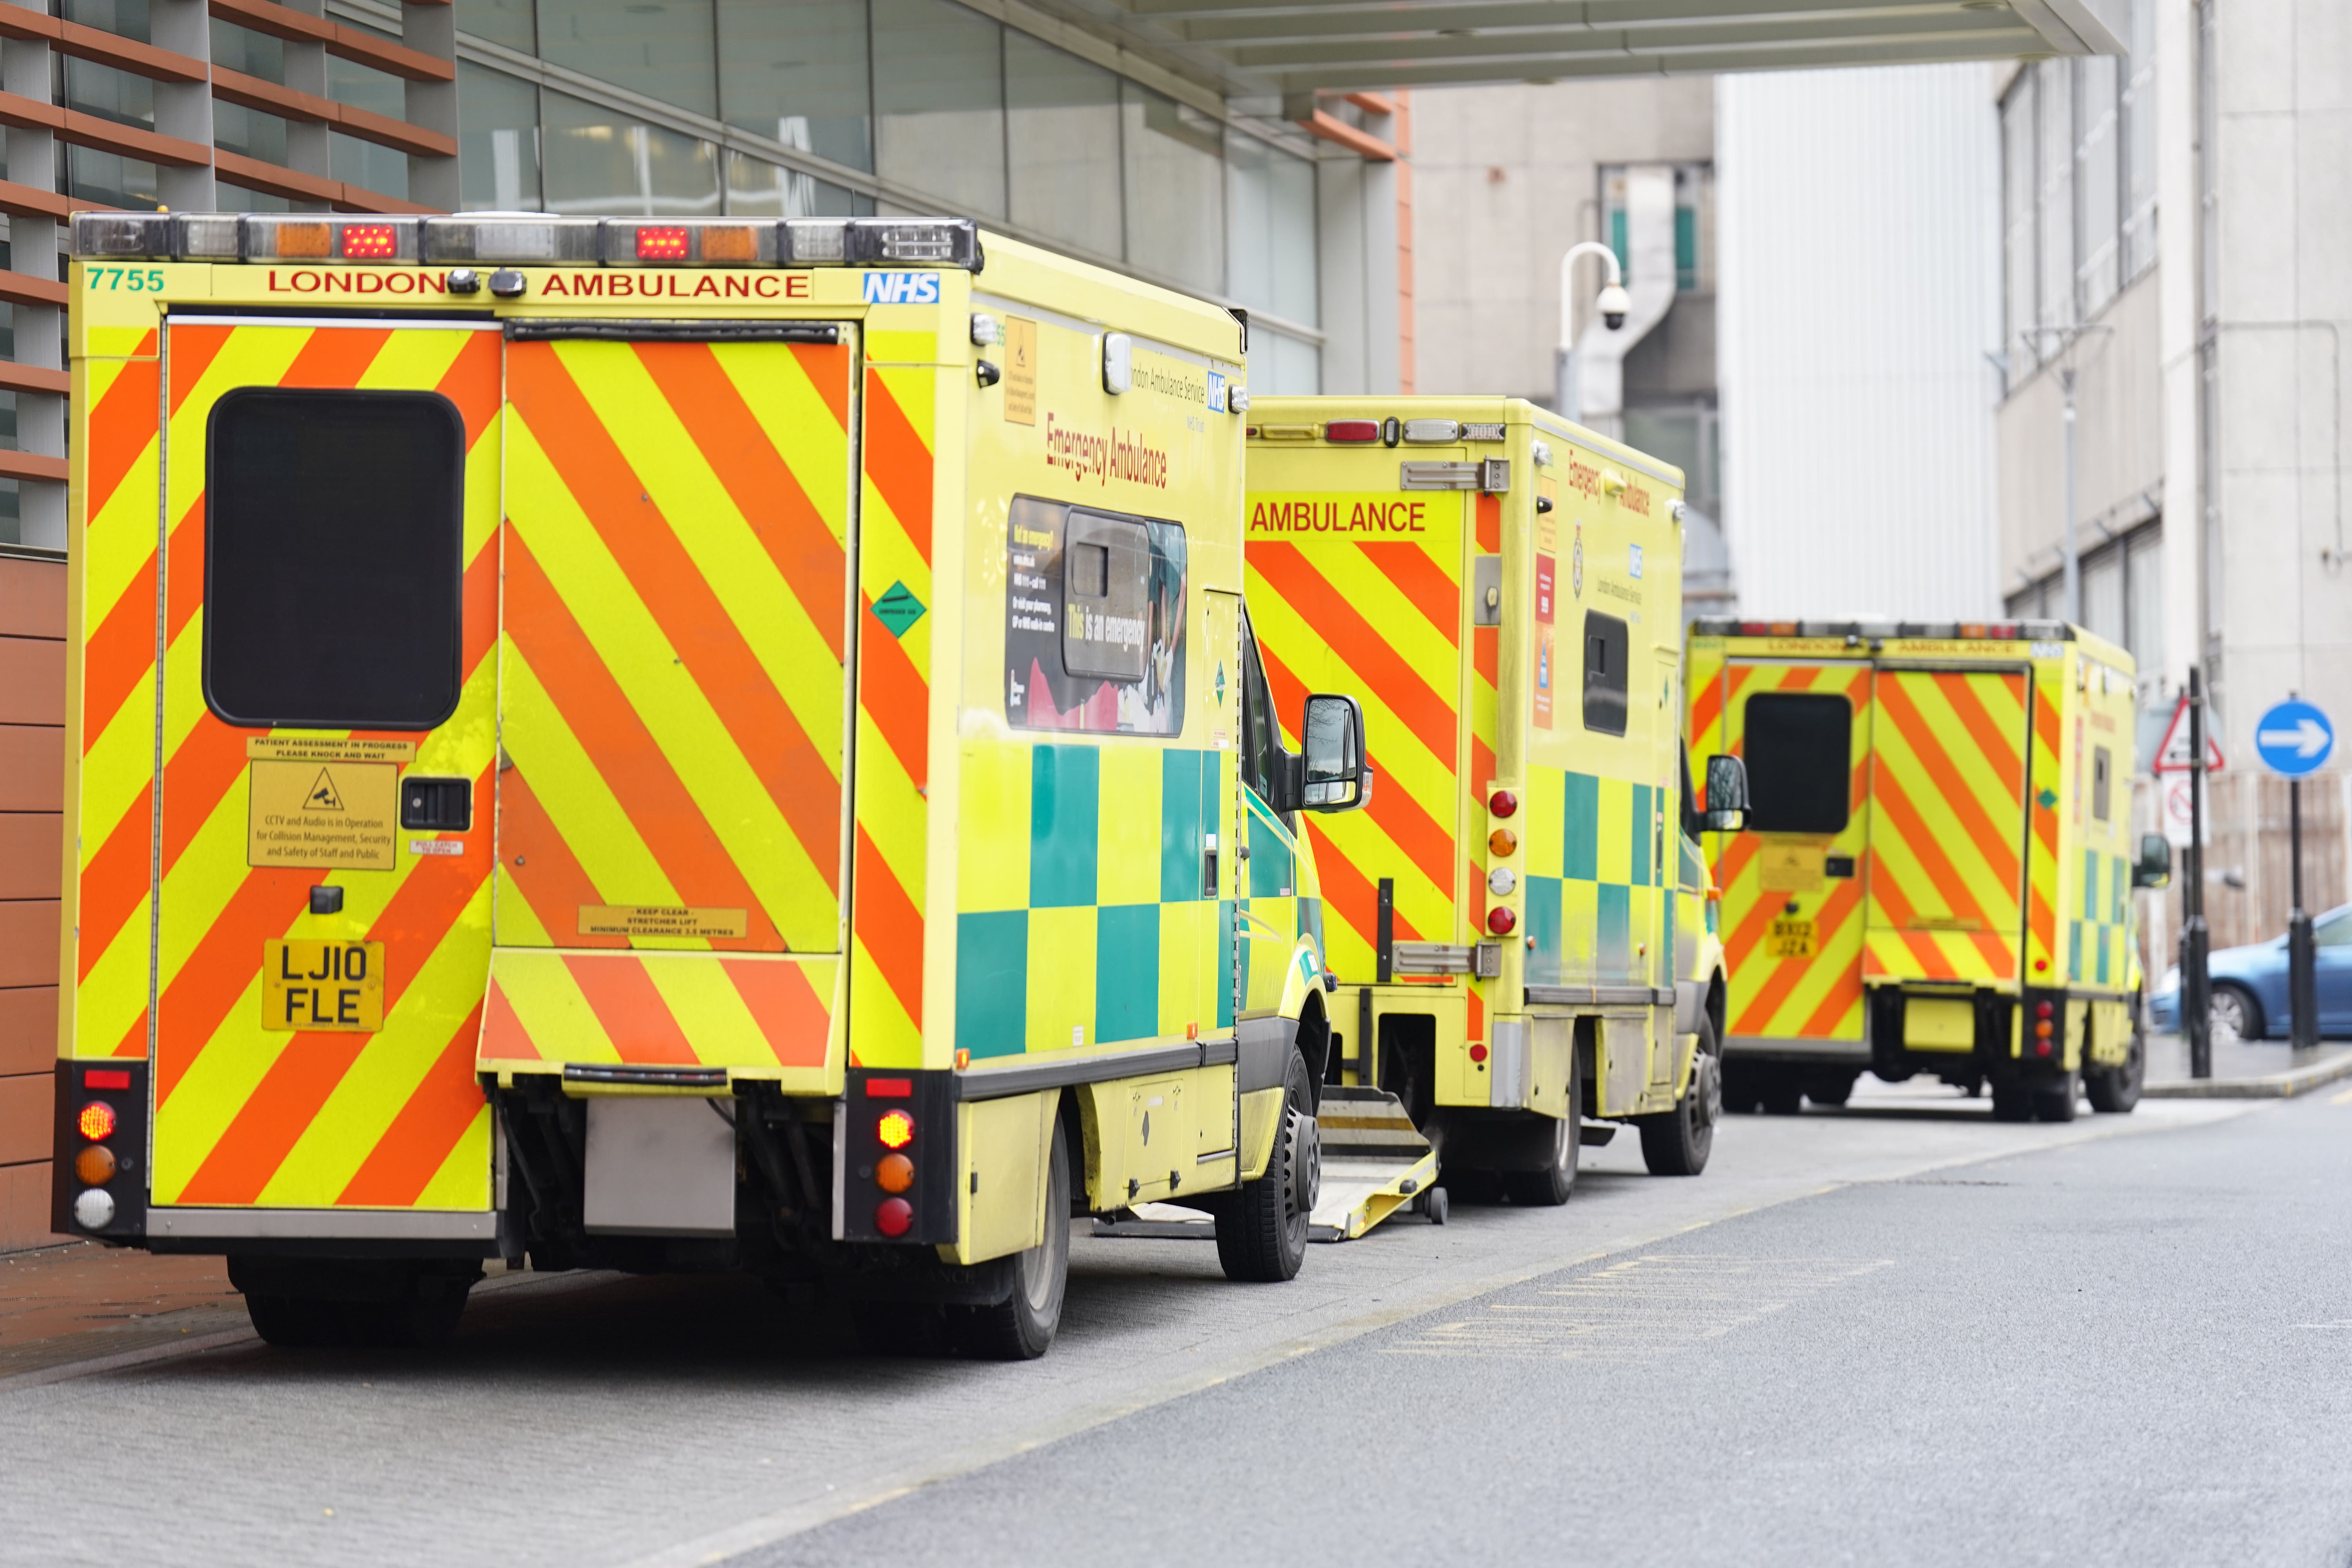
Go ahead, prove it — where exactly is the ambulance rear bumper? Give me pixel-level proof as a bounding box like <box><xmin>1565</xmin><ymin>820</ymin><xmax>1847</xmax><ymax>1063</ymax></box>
<box><xmin>145</xmin><ymin>1207</ymin><xmax>502</xmax><ymax>1258</ymax></box>
<box><xmin>1722</xmin><ymin>1034</ymin><xmax>1868</xmax><ymax>1063</ymax></box>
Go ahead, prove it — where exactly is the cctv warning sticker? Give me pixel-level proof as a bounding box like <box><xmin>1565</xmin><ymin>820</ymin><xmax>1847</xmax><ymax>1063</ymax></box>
<box><xmin>247</xmin><ymin>759</ymin><xmax>398</xmax><ymax>871</ymax></box>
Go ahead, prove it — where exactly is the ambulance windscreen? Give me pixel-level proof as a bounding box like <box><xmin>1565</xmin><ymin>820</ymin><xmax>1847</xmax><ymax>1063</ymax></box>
<box><xmin>1742</xmin><ymin>692</ymin><xmax>1851</xmax><ymax>834</ymax></box>
<box><xmin>204</xmin><ymin>387</ymin><xmax>465</xmax><ymax>730</ymax></box>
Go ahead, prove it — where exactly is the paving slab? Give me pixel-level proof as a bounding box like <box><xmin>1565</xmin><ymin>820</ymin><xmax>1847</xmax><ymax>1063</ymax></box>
<box><xmin>2141</xmin><ymin>1031</ymin><xmax>2352</xmax><ymax>1098</ymax></box>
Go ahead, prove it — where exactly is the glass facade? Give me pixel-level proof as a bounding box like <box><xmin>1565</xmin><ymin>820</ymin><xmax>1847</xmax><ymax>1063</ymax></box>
<box><xmin>452</xmin><ymin>0</ymin><xmax>1323</xmax><ymax>383</ymax></box>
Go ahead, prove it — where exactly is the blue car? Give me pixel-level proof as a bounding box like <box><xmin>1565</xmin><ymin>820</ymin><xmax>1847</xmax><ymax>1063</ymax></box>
<box><xmin>2149</xmin><ymin>902</ymin><xmax>2352</xmax><ymax>1041</ymax></box>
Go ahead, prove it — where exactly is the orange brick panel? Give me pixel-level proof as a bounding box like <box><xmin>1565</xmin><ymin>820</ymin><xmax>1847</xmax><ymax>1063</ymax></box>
<box><xmin>0</xmin><ymin>814</ymin><xmax>59</xmax><ymax>899</ymax></box>
<box><xmin>0</xmin><ymin>902</ymin><xmax>58</xmax><ymax>988</ymax></box>
<box><xmin>0</xmin><ymin>1073</ymin><xmax>47</xmax><ymax>1164</ymax></box>
<box><xmin>0</xmin><ymin>639</ymin><xmax>64</xmax><ymax>724</ymax></box>
<box><xmin>0</xmin><ymin>726</ymin><xmax>62</xmax><ymax>811</ymax></box>
<box><xmin>0</xmin><ymin>557</ymin><xmax>63</xmax><ymax>638</ymax></box>
<box><xmin>0</xmin><ymin>987</ymin><xmax>55</xmax><ymax>1076</ymax></box>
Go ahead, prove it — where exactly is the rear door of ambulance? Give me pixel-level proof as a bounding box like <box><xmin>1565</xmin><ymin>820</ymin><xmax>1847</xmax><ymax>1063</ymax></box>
<box><xmin>1242</xmin><ymin>444</ymin><xmax>1477</xmax><ymax>988</ymax></box>
<box><xmin>477</xmin><ymin>322</ymin><xmax>860</xmax><ymax>1082</ymax></box>
<box><xmin>1705</xmin><ymin>655</ymin><xmax>1873</xmax><ymax>1050</ymax></box>
<box><xmin>149</xmin><ymin>314</ymin><xmax>504</xmax><ymax>1221</ymax></box>
<box><xmin>1861</xmin><ymin>664</ymin><xmax>2032</xmax><ymax>990</ymax></box>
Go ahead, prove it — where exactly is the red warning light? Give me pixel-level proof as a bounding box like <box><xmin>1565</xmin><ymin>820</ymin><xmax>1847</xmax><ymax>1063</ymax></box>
<box><xmin>77</xmin><ymin>1101</ymin><xmax>116</xmax><ymax>1142</ymax></box>
<box><xmin>636</xmin><ymin>225</ymin><xmax>691</xmax><ymax>261</ymax></box>
<box><xmin>874</xmin><ymin>1197</ymin><xmax>913</xmax><ymax>1237</ymax></box>
<box><xmin>1323</xmin><ymin>420</ymin><xmax>1380</xmax><ymax>443</ymax></box>
<box><xmin>341</xmin><ymin>223</ymin><xmax>397</xmax><ymax>259</ymax></box>
<box><xmin>877</xmin><ymin>1109</ymin><xmax>915</xmax><ymax>1149</ymax></box>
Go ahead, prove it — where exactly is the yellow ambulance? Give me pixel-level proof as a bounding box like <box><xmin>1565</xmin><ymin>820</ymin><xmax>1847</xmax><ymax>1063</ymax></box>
<box><xmin>1686</xmin><ymin>619</ymin><xmax>2169</xmax><ymax>1121</ymax></box>
<box><xmin>1244</xmin><ymin>397</ymin><xmax>1739</xmax><ymax>1227</ymax></box>
<box><xmin>53</xmin><ymin>211</ymin><xmax>1372</xmax><ymax>1356</ymax></box>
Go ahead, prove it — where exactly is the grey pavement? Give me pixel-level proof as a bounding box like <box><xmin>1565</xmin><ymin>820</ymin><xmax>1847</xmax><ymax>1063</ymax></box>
<box><xmin>2143</xmin><ymin>1030</ymin><xmax>2352</xmax><ymax>1096</ymax></box>
<box><xmin>0</xmin><ymin>1085</ymin><xmax>2261</xmax><ymax>1566</ymax></box>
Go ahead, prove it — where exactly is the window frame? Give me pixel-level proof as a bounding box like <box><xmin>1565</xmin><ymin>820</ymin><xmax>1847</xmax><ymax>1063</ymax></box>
<box><xmin>1741</xmin><ymin>691</ymin><xmax>1854</xmax><ymax>836</ymax></box>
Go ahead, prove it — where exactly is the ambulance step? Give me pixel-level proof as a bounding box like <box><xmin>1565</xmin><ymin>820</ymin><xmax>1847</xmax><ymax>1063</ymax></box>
<box><xmin>1306</xmin><ymin>1087</ymin><xmax>1439</xmax><ymax>1243</ymax></box>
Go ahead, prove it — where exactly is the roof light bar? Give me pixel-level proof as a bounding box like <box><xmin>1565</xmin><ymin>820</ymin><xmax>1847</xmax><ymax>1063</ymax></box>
<box><xmin>1694</xmin><ymin>617</ymin><xmax>2074</xmax><ymax>642</ymax></box>
<box><xmin>73</xmin><ymin>212</ymin><xmax>987</xmax><ymax>272</ymax></box>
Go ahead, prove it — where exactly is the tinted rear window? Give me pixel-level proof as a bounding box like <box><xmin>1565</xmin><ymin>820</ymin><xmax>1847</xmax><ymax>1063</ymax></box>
<box><xmin>1744</xmin><ymin>691</ymin><xmax>1851</xmax><ymax>833</ymax></box>
<box><xmin>205</xmin><ymin>388</ymin><xmax>466</xmax><ymax>730</ymax></box>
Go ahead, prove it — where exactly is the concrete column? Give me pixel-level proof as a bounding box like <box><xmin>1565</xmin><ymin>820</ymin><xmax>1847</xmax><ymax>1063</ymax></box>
<box><xmin>283</xmin><ymin>0</ymin><xmax>333</xmax><ymax>211</ymax></box>
<box><xmin>2156</xmin><ymin>0</ymin><xmax>2202</xmax><ymax>699</ymax></box>
<box><xmin>402</xmin><ymin>0</ymin><xmax>458</xmax><ymax>212</ymax></box>
<box><xmin>4</xmin><ymin>0</ymin><xmax>63</xmax><ymax>550</ymax></box>
<box><xmin>150</xmin><ymin>0</ymin><xmax>216</xmax><ymax>212</ymax></box>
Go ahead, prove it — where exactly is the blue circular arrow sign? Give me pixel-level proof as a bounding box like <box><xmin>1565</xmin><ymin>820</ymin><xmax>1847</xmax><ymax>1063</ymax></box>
<box><xmin>2255</xmin><ymin>698</ymin><xmax>2335</xmax><ymax>778</ymax></box>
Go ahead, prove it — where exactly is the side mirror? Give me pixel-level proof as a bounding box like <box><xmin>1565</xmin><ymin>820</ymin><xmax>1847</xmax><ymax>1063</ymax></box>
<box><xmin>2132</xmin><ymin>832</ymin><xmax>2172</xmax><ymax>889</ymax></box>
<box><xmin>1702</xmin><ymin>753</ymin><xmax>1749</xmax><ymax>833</ymax></box>
<box><xmin>1299</xmin><ymin>693</ymin><xmax>1373</xmax><ymax>813</ymax></box>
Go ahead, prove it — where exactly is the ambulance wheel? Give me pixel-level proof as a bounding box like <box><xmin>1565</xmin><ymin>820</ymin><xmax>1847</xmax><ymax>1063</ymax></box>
<box><xmin>244</xmin><ymin>1294</ymin><xmax>343</xmax><ymax>1348</ymax></box>
<box><xmin>2086</xmin><ymin>1030</ymin><xmax>2145</xmax><ymax>1114</ymax></box>
<box><xmin>1501</xmin><ymin>1107</ymin><xmax>1581</xmax><ymax>1207</ymax></box>
<box><xmin>1216</xmin><ymin>1049</ymin><xmax>1316</xmax><ymax>1283</ymax></box>
<box><xmin>949</xmin><ymin>1122</ymin><xmax>1071</xmax><ymax>1361</ymax></box>
<box><xmin>1758</xmin><ymin>1069</ymin><xmax>1804</xmax><ymax>1116</ymax></box>
<box><xmin>1720</xmin><ymin>1060</ymin><xmax>1766</xmax><ymax>1115</ymax></box>
<box><xmin>854</xmin><ymin>1301</ymin><xmax>951</xmax><ymax>1357</ymax></box>
<box><xmin>1802</xmin><ymin>1070</ymin><xmax>1858</xmax><ymax>1108</ymax></box>
<box><xmin>1989</xmin><ymin>1082</ymin><xmax>2034</xmax><ymax>1122</ymax></box>
<box><xmin>1639</xmin><ymin>1014</ymin><xmax>1719</xmax><ymax>1177</ymax></box>
<box><xmin>2032</xmin><ymin>1072</ymin><xmax>2080</xmax><ymax>1123</ymax></box>
<box><xmin>1421</xmin><ymin>1185</ymin><xmax>1449</xmax><ymax>1225</ymax></box>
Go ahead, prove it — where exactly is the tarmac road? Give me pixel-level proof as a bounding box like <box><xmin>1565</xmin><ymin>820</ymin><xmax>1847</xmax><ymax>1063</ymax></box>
<box><xmin>0</xmin><ymin>1083</ymin><xmax>2296</xmax><ymax>1566</ymax></box>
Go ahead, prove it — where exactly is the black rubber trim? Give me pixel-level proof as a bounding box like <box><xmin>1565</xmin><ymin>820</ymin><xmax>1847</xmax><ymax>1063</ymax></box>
<box><xmin>954</xmin><ymin>1038</ymin><xmax>1240</xmax><ymax>1102</ymax></box>
<box><xmin>563</xmin><ymin>1062</ymin><xmax>729</xmax><ymax>1088</ymax></box>
<box><xmin>503</xmin><ymin>319</ymin><xmax>840</xmax><ymax>343</ymax></box>
<box><xmin>1235</xmin><ymin>1014</ymin><xmax>1298</xmax><ymax>1093</ymax></box>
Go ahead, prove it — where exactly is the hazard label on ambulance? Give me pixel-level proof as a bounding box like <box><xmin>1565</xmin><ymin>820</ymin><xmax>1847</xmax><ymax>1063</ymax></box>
<box><xmin>578</xmin><ymin>905</ymin><xmax>750</xmax><ymax>940</ymax></box>
<box><xmin>247</xmin><ymin>760</ymin><xmax>398</xmax><ymax>870</ymax></box>
<box><xmin>262</xmin><ymin>939</ymin><xmax>386</xmax><ymax>1033</ymax></box>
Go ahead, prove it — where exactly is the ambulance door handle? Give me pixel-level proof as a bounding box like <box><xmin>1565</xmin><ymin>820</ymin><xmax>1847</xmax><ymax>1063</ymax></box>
<box><xmin>1202</xmin><ymin>832</ymin><xmax>1218</xmax><ymax>898</ymax></box>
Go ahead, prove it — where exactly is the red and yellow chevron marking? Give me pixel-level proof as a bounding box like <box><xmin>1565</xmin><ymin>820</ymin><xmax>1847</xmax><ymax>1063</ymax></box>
<box><xmin>1862</xmin><ymin>669</ymin><xmax>2029</xmax><ymax>985</ymax></box>
<box><xmin>145</xmin><ymin>320</ymin><xmax>503</xmax><ymax>1210</ymax></box>
<box><xmin>848</xmin><ymin>353</ymin><xmax>936</xmax><ymax>1068</ymax></box>
<box><xmin>499</xmin><ymin>337</ymin><xmax>851</xmax><ymax>958</ymax></box>
<box><xmin>69</xmin><ymin>328</ymin><xmax>165</xmax><ymax>1063</ymax></box>
<box><xmin>479</xmin><ymin>951</ymin><xmax>833</xmax><ymax>1074</ymax></box>
<box><xmin>2026</xmin><ymin>676</ymin><xmax>2062</xmax><ymax>982</ymax></box>
<box><xmin>1246</xmin><ymin>495</ymin><xmax>1471</xmax><ymax>978</ymax></box>
<box><xmin>1714</xmin><ymin>662</ymin><xmax>1873</xmax><ymax>1041</ymax></box>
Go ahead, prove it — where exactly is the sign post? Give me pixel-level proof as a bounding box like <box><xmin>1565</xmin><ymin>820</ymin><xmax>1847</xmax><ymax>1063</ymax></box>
<box><xmin>2255</xmin><ymin>697</ymin><xmax>2336</xmax><ymax>1050</ymax></box>
<box><xmin>2155</xmin><ymin>682</ymin><xmax>2224</xmax><ymax>1077</ymax></box>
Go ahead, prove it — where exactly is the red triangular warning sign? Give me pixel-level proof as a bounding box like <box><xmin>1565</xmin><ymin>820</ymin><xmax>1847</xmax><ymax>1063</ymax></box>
<box><xmin>2152</xmin><ymin>694</ymin><xmax>2226</xmax><ymax>774</ymax></box>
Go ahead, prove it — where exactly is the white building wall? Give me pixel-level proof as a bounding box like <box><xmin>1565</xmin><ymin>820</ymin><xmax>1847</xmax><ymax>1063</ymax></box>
<box><xmin>1717</xmin><ymin>65</ymin><xmax>2003</xmax><ymax>619</ymax></box>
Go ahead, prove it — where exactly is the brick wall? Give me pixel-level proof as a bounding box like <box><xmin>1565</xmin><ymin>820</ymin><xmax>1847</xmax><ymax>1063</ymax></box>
<box><xmin>0</xmin><ymin>552</ymin><xmax>63</xmax><ymax>1250</ymax></box>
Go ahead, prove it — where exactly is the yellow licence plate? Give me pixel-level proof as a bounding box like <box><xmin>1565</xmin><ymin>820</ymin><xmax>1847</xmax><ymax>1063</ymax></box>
<box><xmin>262</xmin><ymin>939</ymin><xmax>386</xmax><ymax>1033</ymax></box>
<box><xmin>1768</xmin><ymin>918</ymin><xmax>1817</xmax><ymax>959</ymax></box>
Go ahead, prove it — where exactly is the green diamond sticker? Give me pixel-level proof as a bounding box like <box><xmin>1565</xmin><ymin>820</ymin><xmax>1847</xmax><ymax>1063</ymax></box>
<box><xmin>1215</xmin><ymin>661</ymin><xmax>1228</xmax><ymax>706</ymax></box>
<box><xmin>871</xmin><ymin>580</ymin><xmax>926</xmax><ymax>638</ymax></box>
<box><xmin>2036</xmin><ymin>788</ymin><xmax>2058</xmax><ymax>810</ymax></box>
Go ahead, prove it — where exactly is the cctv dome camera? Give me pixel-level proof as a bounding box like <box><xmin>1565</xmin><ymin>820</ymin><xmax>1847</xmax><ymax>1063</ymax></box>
<box><xmin>1596</xmin><ymin>282</ymin><xmax>1630</xmax><ymax>331</ymax></box>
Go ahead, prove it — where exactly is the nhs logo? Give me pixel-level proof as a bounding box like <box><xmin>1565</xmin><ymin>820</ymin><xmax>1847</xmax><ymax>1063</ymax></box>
<box><xmin>862</xmin><ymin>272</ymin><xmax>941</xmax><ymax>305</ymax></box>
<box><xmin>1207</xmin><ymin>371</ymin><xmax>1228</xmax><ymax>414</ymax></box>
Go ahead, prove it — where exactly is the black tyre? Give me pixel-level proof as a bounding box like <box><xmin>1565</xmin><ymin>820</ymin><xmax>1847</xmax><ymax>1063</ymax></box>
<box><xmin>1720</xmin><ymin>1059</ymin><xmax>1766</xmax><ymax>1115</ymax></box>
<box><xmin>2032</xmin><ymin>1071</ymin><xmax>2080</xmax><ymax>1123</ymax></box>
<box><xmin>2211</xmin><ymin>983</ymin><xmax>2262</xmax><ymax>1045</ymax></box>
<box><xmin>1501</xmin><ymin>1107</ymin><xmax>1581</xmax><ymax>1207</ymax></box>
<box><xmin>853</xmin><ymin>1301</ymin><xmax>951</xmax><ymax>1357</ymax></box>
<box><xmin>948</xmin><ymin>1120</ymin><xmax>1071</xmax><ymax>1361</ymax></box>
<box><xmin>1758</xmin><ymin>1068</ymin><xmax>1804</xmax><ymax>1116</ymax></box>
<box><xmin>1437</xmin><ymin>1167</ymin><xmax>1503</xmax><ymax>1205</ymax></box>
<box><xmin>1216</xmin><ymin>1048</ymin><xmax>1316</xmax><ymax>1282</ymax></box>
<box><xmin>1421</xmin><ymin>1185</ymin><xmax>1449</xmax><ymax>1225</ymax></box>
<box><xmin>1802</xmin><ymin>1070</ymin><xmax>1858</xmax><ymax>1108</ymax></box>
<box><xmin>2085</xmin><ymin>1027</ymin><xmax>2145</xmax><ymax>1114</ymax></box>
<box><xmin>1638</xmin><ymin>1013</ymin><xmax>1719</xmax><ymax>1177</ymax></box>
<box><xmin>1989</xmin><ymin>1081</ymin><xmax>2033</xmax><ymax>1122</ymax></box>
<box><xmin>244</xmin><ymin>1293</ymin><xmax>344</xmax><ymax>1348</ymax></box>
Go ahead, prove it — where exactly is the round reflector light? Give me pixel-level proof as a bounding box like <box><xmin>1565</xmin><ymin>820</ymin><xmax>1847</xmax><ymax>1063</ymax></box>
<box><xmin>2036</xmin><ymin>1000</ymin><xmax>2054</xmax><ymax>1018</ymax></box>
<box><xmin>876</xmin><ymin>1152</ymin><xmax>915</xmax><ymax>1194</ymax></box>
<box><xmin>1488</xmin><ymin>828</ymin><xmax>1518</xmax><ymax>858</ymax></box>
<box><xmin>1468</xmin><ymin>1043</ymin><xmax>1489</xmax><ymax>1064</ymax></box>
<box><xmin>72</xmin><ymin>1188</ymin><xmax>115</xmax><ymax>1230</ymax></box>
<box><xmin>74</xmin><ymin>1145</ymin><xmax>116</xmax><ymax>1185</ymax></box>
<box><xmin>877</xmin><ymin>1109</ymin><xmax>915</xmax><ymax>1149</ymax></box>
<box><xmin>1487</xmin><ymin>905</ymin><xmax>1518</xmax><ymax>936</ymax></box>
<box><xmin>874</xmin><ymin>1197</ymin><xmax>913</xmax><ymax>1238</ymax></box>
<box><xmin>1489</xmin><ymin>789</ymin><xmax>1519</xmax><ymax>819</ymax></box>
<box><xmin>77</xmin><ymin>1101</ymin><xmax>116</xmax><ymax>1142</ymax></box>
<box><xmin>1488</xmin><ymin>867</ymin><xmax>1517</xmax><ymax>897</ymax></box>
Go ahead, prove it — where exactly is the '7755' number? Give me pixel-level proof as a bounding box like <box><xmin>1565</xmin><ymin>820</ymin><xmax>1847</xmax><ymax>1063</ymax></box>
<box><xmin>89</xmin><ymin>267</ymin><xmax>166</xmax><ymax>291</ymax></box>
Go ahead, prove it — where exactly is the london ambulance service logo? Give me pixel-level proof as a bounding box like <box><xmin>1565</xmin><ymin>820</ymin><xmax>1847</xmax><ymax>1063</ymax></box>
<box><xmin>1572</xmin><ymin>523</ymin><xmax>1585</xmax><ymax>598</ymax></box>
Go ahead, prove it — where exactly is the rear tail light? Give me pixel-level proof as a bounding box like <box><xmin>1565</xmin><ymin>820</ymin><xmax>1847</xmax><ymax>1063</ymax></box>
<box><xmin>874</xmin><ymin>1198</ymin><xmax>914</xmax><ymax>1237</ymax></box>
<box><xmin>2036</xmin><ymin>1000</ymin><xmax>2054</xmax><ymax>1018</ymax></box>
<box><xmin>875</xmin><ymin>1153</ymin><xmax>915</xmax><ymax>1194</ymax></box>
<box><xmin>1324</xmin><ymin>420</ymin><xmax>1380</xmax><ymax>443</ymax></box>
<box><xmin>77</xmin><ymin>1102</ymin><xmax>116</xmax><ymax>1141</ymax></box>
<box><xmin>83</xmin><ymin>1068</ymin><xmax>130</xmax><ymax>1091</ymax></box>
<box><xmin>866</xmin><ymin>1077</ymin><xmax>913</xmax><ymax>1098</ymax></box>
<box><xmin>1489</xmin><ymin>789</ymin><xmax>1519</xmax><ymax>818</ymax></box>
<box><xmin>1487</xmin><ymin>906</ymin><xmax>1518</xmax><ymax>936</ymax></box>
<box><xmin>74</xmin><ymin>1145</ymin><xmax>116</xmax><ymax>1185</ymax></box>
<box><xmin>1468</xmin><ymin>1042</ymin><xmax>1490</xmax><ymax>1064</ymax></box>
<box><xmin>877</xmin><ymin>1109</ymin><xmax>915</xmax><ymax>1149</ymax></box>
